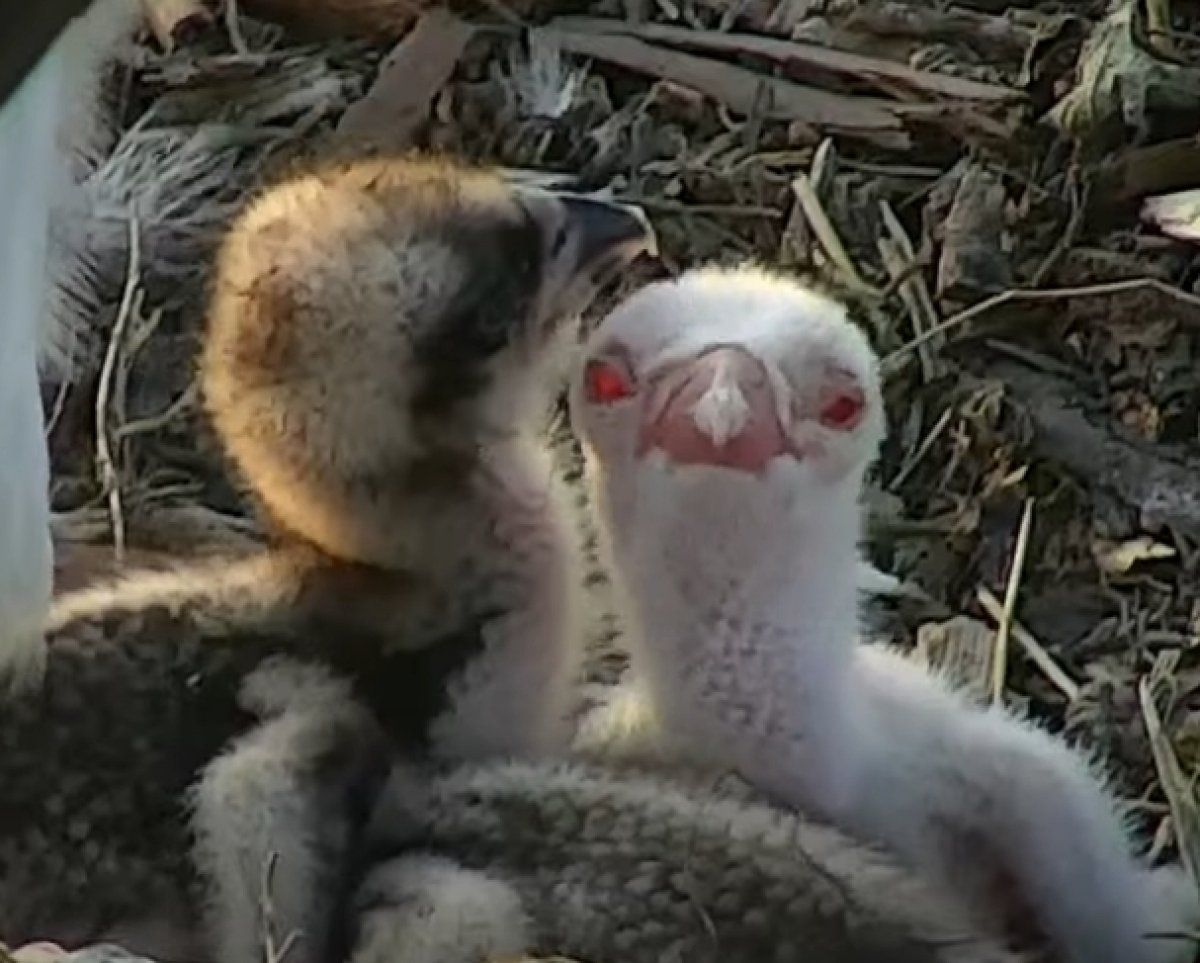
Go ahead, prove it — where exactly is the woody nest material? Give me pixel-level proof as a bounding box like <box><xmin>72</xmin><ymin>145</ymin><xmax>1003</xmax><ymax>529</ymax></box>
<box><xmin>38</xmin><ymin>0</ymin><xmax>1200</xmax><ymax>942</ymax></box>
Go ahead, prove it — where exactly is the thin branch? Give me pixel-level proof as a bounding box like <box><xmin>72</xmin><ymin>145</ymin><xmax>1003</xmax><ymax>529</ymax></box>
<box><xmin>990</xmin><ymin>497</ymin><xmax>1035</xmax><ymax>705</ymax></box>
<box><xmin>94</xmin><ymin>217</ymin><xmax>141</xmax><ymax>562</ymax></box>
<box><xmin>1139</xmin><ymin>660</ymin><xmax>1200</xmax><ymax>892</ymax></box>
<box><xmin>883</xmin><ymin>278</ymin><xmax>1200</xmax><ymax>373</ymax></box>
<box><xmin>888</xmin><ymin>406</ymin><xmax>953</xmax><ymax>492</ymax></box>
<box><xmin>976</xmin><ymin>585</ymin><xmax>1080</xmax><ymax>703</ymax></box>
<box><xmin>790</xmin><ymin>173</ymin><xmax>880</xmax><ymax>296</ymax></box>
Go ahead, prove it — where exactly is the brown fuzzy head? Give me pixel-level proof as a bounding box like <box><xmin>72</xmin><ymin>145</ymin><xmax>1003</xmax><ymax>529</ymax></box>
<box><xmin>201</xmin><ymin>156</ymin><xmax>653</xmax><ymax>569</ymax></box>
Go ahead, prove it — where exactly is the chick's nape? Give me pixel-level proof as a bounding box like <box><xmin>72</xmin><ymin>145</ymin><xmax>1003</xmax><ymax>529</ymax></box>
<box><xmin>0</xmin><ymin>157</ymin><xmax>654</xmax><ymax>956</ymax></box>
<box><xmin>570</xmin><ymin>264</ymin><xmax>1197</xmax><ymax>963</ymax></box>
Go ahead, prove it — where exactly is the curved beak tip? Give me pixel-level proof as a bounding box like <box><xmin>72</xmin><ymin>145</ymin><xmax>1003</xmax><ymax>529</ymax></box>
<box><xmin>559</xmin><ymin>195</ymin><xmax>658</xmax><ymax>271</ymax></box>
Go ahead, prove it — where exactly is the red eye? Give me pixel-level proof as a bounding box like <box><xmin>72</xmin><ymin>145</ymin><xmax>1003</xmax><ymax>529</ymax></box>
<box><xmin>819</xmin><ymin>388</ymin><xmax>865</xmax><ymax>430</ymax></box>
<box><xmin>584</xmin><ymin>358</ymin><xmax>635</xmax><ymax>405</ymax></box>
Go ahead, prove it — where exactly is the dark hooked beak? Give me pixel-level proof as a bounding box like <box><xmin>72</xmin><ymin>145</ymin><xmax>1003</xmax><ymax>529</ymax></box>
<box><xmin>558</xmin><ymin>195</ymin><xmax>658</xmax><ymax>280</ymax></box>
<box><xmin>516</xmin><ymin>181</ymin><xmax>658</xmax><ymax>290</ymax></box>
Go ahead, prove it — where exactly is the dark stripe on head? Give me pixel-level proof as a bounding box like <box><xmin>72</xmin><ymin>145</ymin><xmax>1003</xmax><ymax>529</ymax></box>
<box><xmin>410</xmin><ymin>203</ymin><xmax>544</xmax><ymax>416</ymax></box>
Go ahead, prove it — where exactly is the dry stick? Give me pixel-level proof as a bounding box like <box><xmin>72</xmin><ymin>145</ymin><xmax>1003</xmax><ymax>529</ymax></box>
<box><xmin>1144</xmin><ymin>0</ymin><xmax>1176</xmax><ymax>57</ymax></box>
<box><xmin>989</xmin><ymin>497</ymin><xmax>1035</xmax><ymax>706</ymax></box>
<box><xmin>116</xmin><ymin>381</ymin><xmax>199</xmax><ymax>440</ymax></box>
<box><xmin>1137</xmin><ymin>696</ymin><xmax>1200</xmax><ymax>950</ymax></box>
<box><xmin>224</xmin><ymin>0</ymin><xmax>251</xmax><ymax>54</ymax></box>
<box><xmin>778</xmin><ymin>138</ymin><xmax>830</xmax><ymax>265</ymax></box>
<box><xmin>113</xmin><ymin>306</ymin><xmax>164</xmax><ymax>430</ymax></box>
<box><xmin>44</xmin><ymin>379</ymin><xmax>71</xmax><ymax>439</ymax></box>
<box><xmin>334</xmin><ymin>8</ymin><xmax>474</xmax><ymax>149</ymax></box>
<box><xmin>1137</xmin><ymin>658</ymin><xmax>1195</xmax><ymax>888</ymax></box>
<box><xmin>548</xmin><ymin>16</ymin><xmax>1023</xmax><ymax>102</ymax></box>
<box><xmin>975</xmin><ymin>585</ymin><xmax>1080</xmax><ymax>703</ymax></box>
<box><xmin>878</xmin><ymin>199</ymin><xmax>941</xmax><ymax>381</ymax></box>
<box><xmin>888</xmin><ymin>406</ymin><xmax>953</xmax><ymax>492</ymax></box>
<box><xmin>95</xmin><ymin>217</ymin><xmax>141</xmax><ymax>563</ymax></box>
<box><xmin>547</xmin><ymin>28</ymin><xmax>910</xmax><ymax>147</ymax></box>
<box><xmin>790</xmin><ymin>173</ymin><xmax>879</xmax><ymax>296</ymax></box>
<box><xmin>810</xmin><ymin>137</ymin><xmax>835</xmax><ymax>192</ymax></box>
<box><xmin>882</xmin><ymin>278</ymin><xmax>1200</xmax><ymax>373</ymax></box>
<box><xmin>260</xmin><ymin>851</ymin><xmax>302</xmax><ymax>963</ymax></box>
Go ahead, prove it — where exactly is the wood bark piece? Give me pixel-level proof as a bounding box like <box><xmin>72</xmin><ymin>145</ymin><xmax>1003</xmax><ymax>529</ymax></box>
<box><xmin>839</xmin><ymin>2</ymin><xmax>1042</xmax><ymax>61</ymax></box>
<box><xmin>994</xmin><ymin>359</ymin><xmax>1200</xmax><ymax>539</ymax></box>
<box><xmin>551</xmin><ymin>16</ymin><xmax>1024</xmax><ymax>103</ymax></box>
<box><xmin>546</xmin><ymin>28</ymin><xmax>912</xmax><ymax>150</ymax></box>
<box><xmin>950</xmin><ymin>0</ymin><xmax>1040</xmax><ymax>11</ymax></box>
<box><xmin>935</xmin><ymin>162</ymin><xmax>1012</xmax><ymax>301</ymax></box>
<box><xmin>334</xmin><ymin>8</ymin><xmax>473</xmax><ymax>151</ymax></box>
<box><xmin>240</xmin><ymin>0</ymin><xmax>429</xmax><ymax>40</ymax></box>
<box><xmin>238</xmin><ymin>0</ymin><xmax>560</xmax><ymax>40</ymax></box>
<box><xmin>1096</xmin><ymin>135</ymin><xmax>1200</xmax><ymax>204</ymax></box>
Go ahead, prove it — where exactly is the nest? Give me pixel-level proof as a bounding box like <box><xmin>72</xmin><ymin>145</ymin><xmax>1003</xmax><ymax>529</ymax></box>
<box><xmin>42</xmin><ymin>0</ymin><xmax>1200</xmax><ymax>931</ymax></box>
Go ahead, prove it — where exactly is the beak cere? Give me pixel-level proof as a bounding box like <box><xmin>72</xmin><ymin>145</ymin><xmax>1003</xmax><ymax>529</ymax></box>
<box><xmin>639</xmin><ymin>347</ymin><xmax>788</xmax><ymax>473</ymax></box>
<box><xmin>559</xmin><ymin>196</ymin><xmax>657</xmax><ymax>280</ymax></box>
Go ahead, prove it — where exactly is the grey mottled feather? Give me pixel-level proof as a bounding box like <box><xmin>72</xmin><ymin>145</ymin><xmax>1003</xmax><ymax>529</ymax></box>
<box><xmin>194</xmin><ymin>658</ymin><xmax>1021</xmax><ymax>963</ymax></box>
<box><xmin>0</xmin><ymin>554</ymin><xmax>484</xmax><ymax>944</ymax></box>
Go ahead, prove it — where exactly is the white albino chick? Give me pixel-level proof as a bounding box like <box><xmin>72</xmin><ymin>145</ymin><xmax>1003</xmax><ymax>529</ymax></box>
<box><xmin>569</xmin><ymin>264</ymin><xmax>1198</xmax><ymax>963</ymax></box>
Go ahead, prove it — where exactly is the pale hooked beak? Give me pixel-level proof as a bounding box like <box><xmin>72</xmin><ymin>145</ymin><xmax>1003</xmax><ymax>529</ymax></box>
<box><xmin>638</xmin><ymin>346</ymin><xmax>789</xmax><ymax>474</ymax></box>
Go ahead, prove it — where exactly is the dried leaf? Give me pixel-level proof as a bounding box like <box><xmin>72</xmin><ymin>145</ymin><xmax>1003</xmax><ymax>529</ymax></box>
<box><xmin>916</xmin><ymin>615</ymin><xmax>995</xmax><ymax>703</ymax></box>
<box><xmin>1050</xmin><ymin>1</ymin><xmax>1200</xmax><ymax>147</ymax></box>
<box><xmin>1142</xmin><ymin>187</ymin><xmax>1200</xmax><ymax>244</ymax></box>
<box><xmin>1092</xmin><ymin>536</ymin><xmax>1176</xmax><ymax>575</ymax></box>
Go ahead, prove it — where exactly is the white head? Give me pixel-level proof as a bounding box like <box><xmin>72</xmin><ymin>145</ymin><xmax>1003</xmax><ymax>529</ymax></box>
<box><xmin>571</xmin><ymin>264</ymin><xmax>884</xmax><ymax>579</ymax></box>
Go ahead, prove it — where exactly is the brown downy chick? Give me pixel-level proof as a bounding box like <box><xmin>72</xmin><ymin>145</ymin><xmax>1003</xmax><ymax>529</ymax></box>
<box><xmin>201</xmin><ymin>154</ymin><xmax>656</xmax><ymax>757</ymax></box>
<box><xmin>0</xmin><ymin>155</ymin><xmax>653</xmax><ymax>949</ymax></box>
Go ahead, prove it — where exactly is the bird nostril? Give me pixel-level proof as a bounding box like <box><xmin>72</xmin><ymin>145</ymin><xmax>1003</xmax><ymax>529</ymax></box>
<box><xmin>687</xmin><ymin>367</ymin><xmax>751</xmax><ymax>447</ymax></box>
